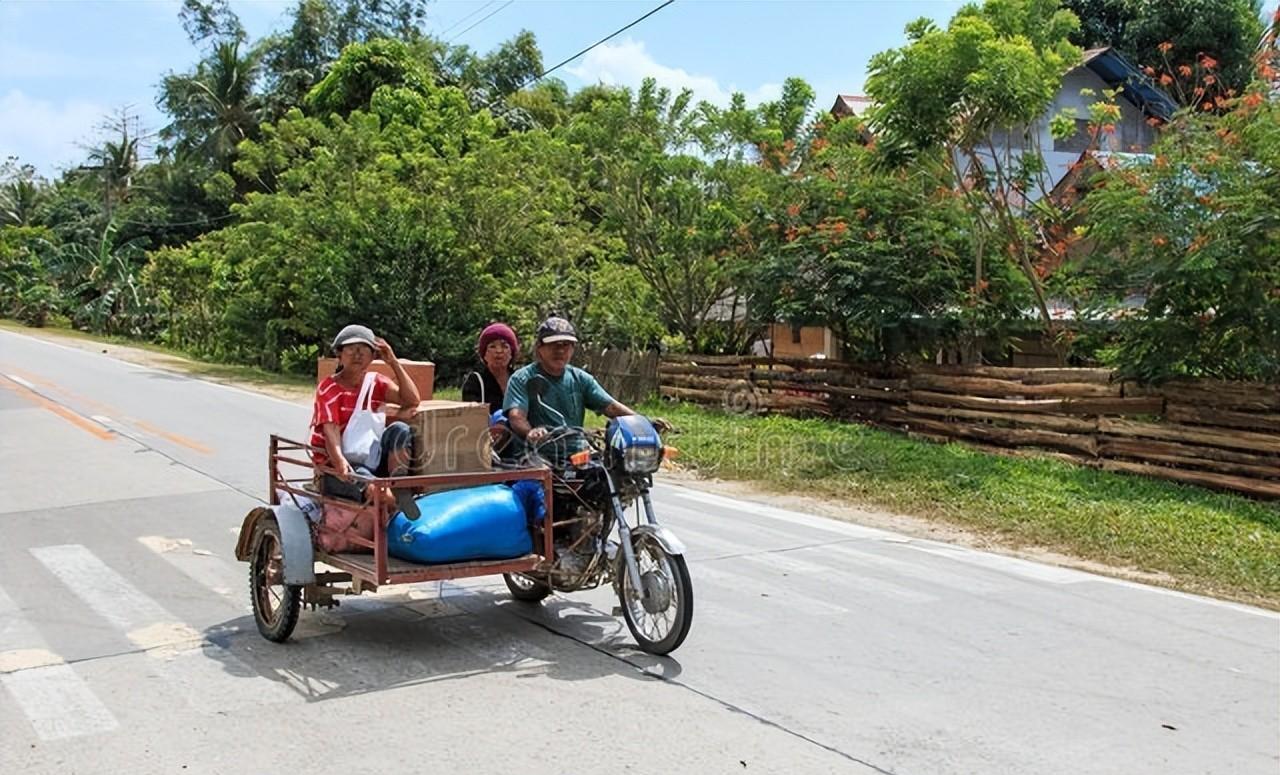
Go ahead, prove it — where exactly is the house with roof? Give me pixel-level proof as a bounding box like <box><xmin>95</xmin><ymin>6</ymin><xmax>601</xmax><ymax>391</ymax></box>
<box><xmin>766</xmin><ymin>47</ymin><xmax>1180</xmax><ymax>363</ymax></box>
<box><xmin>831</xmin><ymin>47</ymin><xmax>1177</xmax><ymax>200</ymax></box>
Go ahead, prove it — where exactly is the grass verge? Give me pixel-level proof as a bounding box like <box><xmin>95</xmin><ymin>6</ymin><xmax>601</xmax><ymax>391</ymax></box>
<box><xmin>639</xmin><ymin>399</ymin><xmax>1280</xmax><ymax>608</ymax></box>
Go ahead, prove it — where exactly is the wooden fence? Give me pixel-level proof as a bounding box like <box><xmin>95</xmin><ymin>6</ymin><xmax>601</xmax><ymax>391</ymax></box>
<box><xmin>578</xmin><ymin>347</ymin><xmax>661</xmax><ymax>406</ymax></box>
<box><xmin>657</xmin><ymin>354</ymin><xmax>1280</xmax><ymax>499</ymax></box>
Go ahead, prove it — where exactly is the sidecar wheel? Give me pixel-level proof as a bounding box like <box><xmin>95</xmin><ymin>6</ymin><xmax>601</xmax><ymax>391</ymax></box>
<box><xmin>618</xmin><ymin>535</ymin><xmax>693</xmax><ymax>655</ymax></box>
<box><xmin>249</xmin><ymin>515</ymin><xmax>301</xmax><ymax>642</ymax></box>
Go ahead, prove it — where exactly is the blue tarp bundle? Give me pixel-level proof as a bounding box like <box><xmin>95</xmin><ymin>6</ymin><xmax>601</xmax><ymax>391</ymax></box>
<box><xmin>386</xmin><ymin>484</ymin><xmax>538</xmax><ymax>564</ymax></box>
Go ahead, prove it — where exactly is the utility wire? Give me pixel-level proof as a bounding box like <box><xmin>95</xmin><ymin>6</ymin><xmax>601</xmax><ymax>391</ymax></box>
<box><xmin>438</xmin><ymin>0</ymin><xmax>497</xmax><ymax>37</ymax></box>
<box><xmin>485</xmin><ymin>0</ymin><xmax>675</xmax><ymax>107</ymax></box>
<box><xmin>447</xmin><ymin>0</ymin><xmax>515</xmax><ymax>43</ymax></box>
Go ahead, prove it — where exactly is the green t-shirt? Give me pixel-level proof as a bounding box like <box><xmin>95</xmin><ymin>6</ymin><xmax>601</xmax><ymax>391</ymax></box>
<box><xmin>503</xmin><ymin>363</ymin><xmax>615</xmax><ymax>429</ymax></box>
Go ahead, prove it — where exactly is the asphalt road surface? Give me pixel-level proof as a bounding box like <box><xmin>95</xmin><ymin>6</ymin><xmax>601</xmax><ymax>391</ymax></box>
<box><xmin>1</xmin><ymin>328</ymin><xmax>1276</xmax><ymax>775</ymax></box>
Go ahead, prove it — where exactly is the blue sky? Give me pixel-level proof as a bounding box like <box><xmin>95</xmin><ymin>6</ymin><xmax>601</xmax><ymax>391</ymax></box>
<box><xmin>0</xmin><ymin>0</ymin><xmax>968</xmax><ymax>176</ymax></box>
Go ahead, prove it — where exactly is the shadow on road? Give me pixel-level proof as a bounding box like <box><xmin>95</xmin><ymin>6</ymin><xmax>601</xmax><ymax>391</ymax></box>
<box><xmin>200</xmin><ymin>583</ymin><xmax>683</xmax><ymax>702</ymax></box>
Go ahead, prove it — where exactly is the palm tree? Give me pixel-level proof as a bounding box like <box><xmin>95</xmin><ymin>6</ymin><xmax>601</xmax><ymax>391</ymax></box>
<box><xmin>83</xmin><ymin>126</ymin><xmax>140</xmax><ymax>221</ymax></box>
<box><xmin>159</xmin><ymin>40</ymin><xmax>264</xmax><ymax>169</ymax></box>
<box><xmin>0</xmin><ymin>178</ymin><xmax>42</xmax><ymax>226</ymax></box>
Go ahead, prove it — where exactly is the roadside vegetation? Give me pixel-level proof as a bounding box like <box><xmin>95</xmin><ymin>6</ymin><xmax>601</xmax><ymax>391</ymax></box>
<box><xmin>2</xmin><ymin>0</ymin><xmax>1276</xmax><ymax>382</ymax></box>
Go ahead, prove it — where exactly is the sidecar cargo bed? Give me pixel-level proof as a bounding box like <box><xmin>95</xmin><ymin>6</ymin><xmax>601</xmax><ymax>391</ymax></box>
<box><xmin>317</xmin><ymin>550</ymin><xmax>541</xmax><ymax>586</ymax></box>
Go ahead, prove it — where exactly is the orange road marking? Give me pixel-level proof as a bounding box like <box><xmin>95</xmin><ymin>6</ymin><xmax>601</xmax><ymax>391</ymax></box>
<box><xmin>132</xmin><ymin>419</ymin><xmax>214</xmax><ymax>455</ymax></box>
<box><xmin>0</xmin><ymin>377</ymin><xmax>115</xmax><ymax>441</ymax></box>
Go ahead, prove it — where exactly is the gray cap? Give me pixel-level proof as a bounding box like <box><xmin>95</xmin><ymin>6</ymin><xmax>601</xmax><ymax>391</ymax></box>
<box><xmin>331</xmin><ymin>324</ymin><xmax>376</xmax><ymax>353</ymax></box>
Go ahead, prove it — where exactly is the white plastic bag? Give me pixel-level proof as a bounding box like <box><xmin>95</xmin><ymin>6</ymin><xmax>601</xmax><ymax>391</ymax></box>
<box><xmin>341</xmin><ymin>372</ymin><xmax>385</xmax><ymax>467</ymax></box>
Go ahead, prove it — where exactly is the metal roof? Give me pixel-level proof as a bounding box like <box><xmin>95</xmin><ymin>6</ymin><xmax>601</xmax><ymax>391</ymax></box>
<box><xmin>1081</xmin><ymin>47</ymin><xmax>1178</xmax><ymax>122</ymax></box>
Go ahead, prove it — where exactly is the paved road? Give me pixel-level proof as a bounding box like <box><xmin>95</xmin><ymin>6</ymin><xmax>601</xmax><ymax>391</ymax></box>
<box><xmin>1</xmin><ymin>328</ymin><xmax>1277</xmax><ymax>775</ymax></box>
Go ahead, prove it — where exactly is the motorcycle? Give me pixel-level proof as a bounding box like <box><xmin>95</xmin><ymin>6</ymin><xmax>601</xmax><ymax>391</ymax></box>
<box><xmin>499</xmin><ymin>376</ymin><xmax>694</xmax><ymax>655</ymax></box>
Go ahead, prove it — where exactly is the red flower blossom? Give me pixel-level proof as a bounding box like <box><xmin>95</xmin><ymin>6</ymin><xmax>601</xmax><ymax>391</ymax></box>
<box><xmin>1157</xmin><ymin>41</ymin><xmax>1174</xmax><ymax>53</ymax></box>
<box><xmin>1159</xmin><ymin>74</ymin><xmax>1174</xmax><ymax>86</ymax></box>
<box><xmin>1143</xmin><ymin>66</ymin><xmax>1156</xmax><ymax>76</ymax></box>
<box><xmin>1200</xmin><ymin>55</ymin><xmax>1218</xmax><ymax>71</ymax></box>
<box><xmin>1177</xmin><ymin>65</ymin><xmax>1193</xmax><ymax>77</ymax></box>
<box><xmin>785</xmin><ymin>203</ymin><xmax>801</xmax><ymax>218</ymax></box>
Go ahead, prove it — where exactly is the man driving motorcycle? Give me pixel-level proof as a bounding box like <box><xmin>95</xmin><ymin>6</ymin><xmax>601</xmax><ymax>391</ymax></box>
<box><xmin>503</xmin><ymin>316</ymin><xmax>637</xmax><ymax>443</ymax></box>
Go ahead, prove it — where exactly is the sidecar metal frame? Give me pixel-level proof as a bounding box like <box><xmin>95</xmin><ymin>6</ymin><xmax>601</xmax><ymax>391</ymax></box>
<box><xmin>235</xmin><ymin>436</ymin><xmax>554</xmax><ymax>595</ymax></box>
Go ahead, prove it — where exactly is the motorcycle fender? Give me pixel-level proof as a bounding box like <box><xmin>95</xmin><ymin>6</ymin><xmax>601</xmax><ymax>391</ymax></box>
<box><xmin>234</xmin><ymin>504</ymin><xmax>316</xmax><ymax>586</ymax></box>
<box><xmin>630</xmin><ymin>524</ymin><xmax>687</xmax><ymax>556</ymax></box>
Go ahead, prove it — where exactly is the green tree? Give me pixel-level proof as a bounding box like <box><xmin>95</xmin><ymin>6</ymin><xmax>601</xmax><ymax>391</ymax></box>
<box><xmin>305</xmin><ymin>37</ymin><xmax>433</xmax><ymax>116</ymax></box>
<box><xmin>865</xmin><ymin>0</ymin><xmax>1084</xmax><ymax>357</ymax></box>
<box><xmin>1081</xmin><ymin>81</ymin><xmax>1280</xmax><ymax>381</ymax></box>
<box><xmin>1062</xmin><ymin>0</ymin><xmax>1266</xmax><ymax>102</ymax></box>
<box><xmin>0</xmin><ymin>160</ymin><xmax>45</xmax><ymax>227</ymax></box>
<box><xmin>258</xmin><ymin>0</ymin><xmax>430</xmax><ymax>115</ymax></box>
<box><xmin>0</xmin><ymin>225</ymin><xmax>60</xmax><ymax>326</ymax></box>
<box><xmin>159</xmin><ymin>39</ymin><xmax>265</xmax><ymax>170</ymax></box>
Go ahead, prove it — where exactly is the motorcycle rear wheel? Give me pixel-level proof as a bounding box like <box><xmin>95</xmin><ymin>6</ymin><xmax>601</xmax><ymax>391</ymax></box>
<box><xmin>618</xmin><ymin>535</ymin><xmax>693</xmax><ymax>655</ymax></box>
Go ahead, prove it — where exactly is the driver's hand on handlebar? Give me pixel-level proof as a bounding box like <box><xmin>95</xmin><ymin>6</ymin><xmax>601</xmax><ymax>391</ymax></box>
<box><xmin>527</xmin><ymin>427</ymin><xmax>550</xmax><ymax>445</ymax></box>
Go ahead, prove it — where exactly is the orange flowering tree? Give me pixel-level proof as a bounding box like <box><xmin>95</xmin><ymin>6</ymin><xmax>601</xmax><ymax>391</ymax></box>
<box><xmin>737</xmin><ymin>133</ymin><xmax>1025</xmax><ymax>362</ymax></box>
<box><xmin>1080</xmin><ymin>33</ymin><xmax>1280</xmax><ymax>381</ymax></box>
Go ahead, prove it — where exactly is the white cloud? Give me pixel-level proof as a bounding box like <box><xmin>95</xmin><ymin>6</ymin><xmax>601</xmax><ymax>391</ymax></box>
<box><xmin>0</xmin><ymin>90</ymin><xmax>113</xmax><ymax>176</ymax></box>
<box><xmin>566</xmin><ymin>38</ymin><xmax>782</xmax><ymax>107</ymax></box>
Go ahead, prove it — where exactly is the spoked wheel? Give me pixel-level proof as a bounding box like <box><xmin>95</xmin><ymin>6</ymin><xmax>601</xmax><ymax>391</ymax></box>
<box><xmin>618</xmin><ymin>535</ymin><xmax>693</xmax><ymax>655</ymax></box>
<box><xmin>503</xmin><ymin>573</ymin><xmax>552</xmax><ymax>602</ymax></box>
<box><xmin>249</xmin><ymin>515</ymin><xmax>301</xmax><ymax>642</ymax></box>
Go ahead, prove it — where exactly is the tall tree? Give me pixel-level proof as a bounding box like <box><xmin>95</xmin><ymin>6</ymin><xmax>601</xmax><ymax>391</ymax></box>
<box><xmin>865</xmin><ymin>0</ymin><xmax>1084</xmax><ymax>359</ymax></box>
<box><xmin>1062</xmin><ymin>0</ymin><xmax>1266</xmax><ymax>102</ymax></box>
<box><xmin>258</xmin><ymin>0</ymin><xmax>430</xmax><ymax>116</ymax></box>
<box><xmin>0</xmin><ymin>160</ymin><xmax>45</xmax><ymax>227</ymax></box>
<box><xmin>159</xmin><ymin>40</ymin><xmax>265</xmax><ymax>170</ymax></box>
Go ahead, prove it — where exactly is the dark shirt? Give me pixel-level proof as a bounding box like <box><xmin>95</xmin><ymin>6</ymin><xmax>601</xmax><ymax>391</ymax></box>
<box><xmin>462</xmin><ymin>368</ymin><xmax>506</xmax><ymax>414</ymax></box>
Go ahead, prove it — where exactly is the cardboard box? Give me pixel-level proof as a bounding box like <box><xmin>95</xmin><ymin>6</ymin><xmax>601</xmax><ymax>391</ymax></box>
<box><xmin>315</xmin><ymin>358</ymin><xmax>434</xmax><ymax>400</ymax></box>
<box><xmin>406</xmin><ymin>400</ymin><xmax>492</xmax><ymax>475</ymax></box>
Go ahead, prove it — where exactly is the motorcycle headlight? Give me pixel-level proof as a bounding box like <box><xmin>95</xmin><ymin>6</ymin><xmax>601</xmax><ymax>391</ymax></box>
<box><xmin>622</xmin><ymin>446</ymin><xmax>661</xmax><ymax>474</ymax></box>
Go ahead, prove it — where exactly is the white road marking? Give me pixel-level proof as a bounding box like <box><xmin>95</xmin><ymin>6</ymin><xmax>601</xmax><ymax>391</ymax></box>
<box><xmin>5</xmin><ymin>373</ymin><xmax>36</xmax><ymax>390</ymax></box>
<box><xmin>907</xmin><ymin>543</ymin><xmax>1090</xmax><ymax>585</ymax></box>
<box><xmin>809</xmin><ymin>543</ymin><xmax>1007</xmax><ymax>596</ymax></box>
<box><xmin>0</xmin><ymin>584</ymin><xmax>119</xmax><ymax>741</ymax></box>
<box><xmin>2</xmin><ymin>664</ymin><xmax>120</xmax><ymax>741</ymax></box>
<box><xmin>30</xmin><ymin>544</ymin><xmax>199</xmax><ymax>649</ymax></box>
<box><xmin>695</xmin><ymin>563</ymin><xmax>850</xmax><ymax>617</ymax></box>
<box><xmin>660</xmin><ymin>485</ymin><xmax>897</xmax><ymax>541</ymax></box>
<box><xmin>90</xmin><ymin>415</ymin><xmax>114</xmax><ymax>425</ymax></box>
<box><xmin>0</xmin><ymin>328</ymin><xmax>304</xmax><ymax>407</ymax></box>
<box><xmin>137</xmin><ymin>536</ymin><xmax>245</xmax><ymax>605</ymax></box>
<box><xmin>28</xmin><ymin>544</ymin><xmax>303</xmax><ymax>713</ymax></box>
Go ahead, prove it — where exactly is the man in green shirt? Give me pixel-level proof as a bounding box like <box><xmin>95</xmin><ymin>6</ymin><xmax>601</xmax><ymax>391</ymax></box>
<box><xmin>504</xmin><ymin>316</ymin><xmax>636</xmax><ymax>445</ymax></box>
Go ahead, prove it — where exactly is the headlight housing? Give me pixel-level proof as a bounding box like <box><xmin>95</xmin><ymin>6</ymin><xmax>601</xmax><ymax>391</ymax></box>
<box><xmin>622</xmin><ymin>445</ymin><xmax>662</xmax><ymax>474</ymax></box>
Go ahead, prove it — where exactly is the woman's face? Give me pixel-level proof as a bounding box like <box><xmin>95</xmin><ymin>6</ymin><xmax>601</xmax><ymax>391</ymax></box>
<box><xmin>339</xmin><ymin>343</ymin><xmax>374</xmax><ymax>374</ymax></box>
<box><xmin>483</xmin><ymin>339</ymin><xmax>512</xmax><ymax>371</ymax></box>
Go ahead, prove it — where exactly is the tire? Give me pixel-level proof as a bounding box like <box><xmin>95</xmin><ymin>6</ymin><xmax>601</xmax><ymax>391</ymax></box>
<box><xmin>249</xmin><ymin>515</ymin><xmax>302</xmax><ymax>642</ymax></box>
<box><xmin>503</xmin><ymin>573</ymin><xmax>552</xmax><ymax>602</ymax></box>
<box><xmin>617</xmin><ymin>536</ymin><xmax>693</xmax><ymax>655</ymax></box>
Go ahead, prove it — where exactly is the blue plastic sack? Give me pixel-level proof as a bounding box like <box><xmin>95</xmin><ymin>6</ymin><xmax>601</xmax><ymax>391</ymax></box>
<box><xmin>509</xmin><ymin>480</ymin><xmax>546</xmax><ymax>526</ymax></box>
<box><xmin>386</xmin><ymin>484</ymin><xmax>533</xmax><ymax>564</ymax></box>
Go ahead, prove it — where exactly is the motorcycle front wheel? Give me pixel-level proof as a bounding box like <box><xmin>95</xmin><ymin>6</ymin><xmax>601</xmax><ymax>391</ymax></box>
<box><xmin>617</xmin><ymin>534</ymin><xmax>693</xmax><ymax>655</ymax></box>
